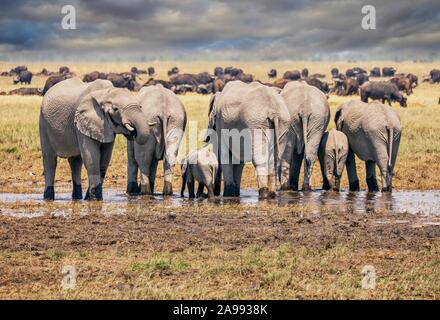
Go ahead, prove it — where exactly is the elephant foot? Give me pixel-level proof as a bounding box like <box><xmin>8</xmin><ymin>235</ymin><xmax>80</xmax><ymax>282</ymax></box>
<box><xmin>72</xmin><ymin>183</ymin><xmax>82</xmax><ymax>200</ymax></box>
<box><xmin>44</xmin><ymin>186</ymin><xmax>55</xmax><ymax>201</ymax></box>
<box><xmin>302</xmin><ymin>184</ymin><xmax>312</xmax><ymax>192</ymax></box>
<box><xmin>280</xmin><ymin>182</ymin><xmax>290</xmax><ymax>191</ymax></box>
<box><xmin>349</xmin><ymin>180</ymin><xmax>360</xmax><ymax>192</ymax></box>
<box><xmin>381</xmin><ymin>186</ymin><xmax>392</xmax><ymax>193</ymax></box>
<box><xmin>258</xmin><ymin>187</ymin><xmax>270</xmax><ymax>199</ymax></box>
<box><xmin>366</xmin><ymin>177</ymin><xmax>379</xmax><ymax>192</ymax></box>
<box><xmin>85</xmin><ymin>184</ymin><xmax>103</xmax><ymax>201</ymax></box>
<box><xmin>126</xmin><ymin>182</ymin><xmax>140</xmax><ymax>195</ymax></box>
<box><xmin>163</xmin><ymin>181</ymin><xmax>173</xmax><ymax>196</ymax></box>
<box><xmin>223</xmin><ymin>184</ymin><xmax>238</xmax><ymax>197</ymax></box>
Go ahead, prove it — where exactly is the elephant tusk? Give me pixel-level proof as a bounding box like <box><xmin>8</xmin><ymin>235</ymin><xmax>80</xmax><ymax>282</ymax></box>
<box><xmin>124</xmin><ymin>123</ymin><xmax>135</xmax><ymax>132</ymax></box>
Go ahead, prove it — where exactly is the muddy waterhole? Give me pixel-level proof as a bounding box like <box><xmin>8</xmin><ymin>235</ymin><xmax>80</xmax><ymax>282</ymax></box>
<box><xmin>1</xmin><ymin>188</ymin><xmax>440</xmax><ymax>220</ymax></box>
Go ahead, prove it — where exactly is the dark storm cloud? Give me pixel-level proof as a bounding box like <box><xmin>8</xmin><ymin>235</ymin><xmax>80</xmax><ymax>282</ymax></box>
<box><xmin>0</xmin><ymin>0</ymin><xmax>438</xmax><ymax>60</ymax></box>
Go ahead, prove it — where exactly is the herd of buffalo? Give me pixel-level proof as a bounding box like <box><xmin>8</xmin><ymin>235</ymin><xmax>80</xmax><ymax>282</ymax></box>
<box><xmin>1</xmin><ymin>65</ymin><xmax>440</xmax><ymax>107</ymax></box>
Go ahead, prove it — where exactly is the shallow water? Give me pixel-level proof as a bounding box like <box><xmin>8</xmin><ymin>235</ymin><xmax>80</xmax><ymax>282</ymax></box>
<box><xmin>1</xmin><ymin>189</ymin><xmax>440</xmax><ymax>218</ymax></box>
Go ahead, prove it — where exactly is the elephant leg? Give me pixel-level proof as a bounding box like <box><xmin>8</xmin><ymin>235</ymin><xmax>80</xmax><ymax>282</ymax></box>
<box><xmin>188</xmin><ymin>177</ymin><xmax>195</xmax><ymax>199</ymax></box>
<box><xmin>207</xmin><ymin>184</ymin><xmax>215</xmax><ymax>200</ymax></box>
<box><xmin>149</xmin><ymin>157</ymin><xmax>159</xmax><ymax>194</ymax></box>
<box><xmin>365</xmin><ymin>160</ymin><xmax>379</xmax><ymax>192</ymax></box>
<box><xmin>222</xmin><ymin>163</ymin><xmax>236</xmax><ymax>197</ymax></box>
<box><xmin>99</xmin><ymin>142</ymin><xmax>114</xmax><ymax>185</ymax></box>
<box><xmin>233</xmin><ymin>163</ymin><xmax>244</xmax><ymax>196</ymax></box>
<box><xmin>319</xmin><ymin>156</ymin><xmax>331</xmax><ymax>190</ymax></box>
<box><xmin>140</xmin><ymin>172</ymin><xmax>152</xmax><ymax>195</ymax></box>
<box><xmin>346</xmin><ymin>148</ymin><xmax>360</xmax><ymax>191</ymax></box>
<box><xmin>40</xmin><ymin>126</ymin><xmax>57</xmax><ymax>200</ymax></box>
<box><xmin>78</xmin><ymin>134</ymin><xmax>103</xmax><ymax>201</ymax></box>
<box><xmin>255</xmin><ymin>163</ymin><xmax>273</xmax><ymax>199</ymax></box>
<box><xmin>214</xmin><ymin>164</ymin><xmax>222</xmax><ymax>196</ymax></box>
<box><xmin>196</xmin><ymin>183</ymin><xmax>205</xmax><ymax>198</ymax></box>
<box><xmin>42</xmin><ymin>148</ymin><xmax>57</xmax><ymax>201</ymax></box>
<box><xmin>126</xmin><ymin>140</ymin><xmax>140</xmax><ymax>195</ymax></box>
<box><xmin>377</xmin><ymin>160</ymin><xmax>392</xmax><ymax>192</ymax></box>
<box><xmin>289</xmin><ymin>151</ymin><xmax>303</xmax><ymax>191</ymax></box>
<box><xmin>68</xmin><ymin>156</ymin><xmax>83</xmax><ymax>200</ymax></box>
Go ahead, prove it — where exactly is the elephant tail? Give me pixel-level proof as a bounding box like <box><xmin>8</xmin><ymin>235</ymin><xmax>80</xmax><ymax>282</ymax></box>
<box><xmin>387</xmin><ymin>127</ymin><xmax>394</xmax><ymax>172</ymax></box>
<box><xmin>272</xmin><ymin>116</ymin><xmax>280</xmax><ymax>184</ymax></box>
<box><xmin>302</xmin><ymin>115</ymin><xmax>309</xmax><ymax>160</ymax></box>
<box><xmin>162</xmin><ymin>117</ymin><xmax>168</xmax><ymax>162</ymax></box>
<box><xmin>333</xmin><ymin>131</ymin><xmax>341</xmax><ymax>176</ymax></box>
<box><xmin>180</xmin><ymin>159</ymin><xmax>188</xmax><ymax>197</ymax></box>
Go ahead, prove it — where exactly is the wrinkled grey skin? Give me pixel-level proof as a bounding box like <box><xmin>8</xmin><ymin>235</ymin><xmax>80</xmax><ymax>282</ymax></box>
<box><xmin>180</xmin><ymin>147</ymin><xmax>218</xmax><ymax>199</ymax></box>
<box><xmin>318</xmin><ymin>129</ymin><xmax>349</xmax><ymax>191</ymax></box>
<box><xmin>206</xmin><ymin>81</ymin><xmax>294</xmax><ymax>199</ymax></box>
<box><xmin>335</xmin><ymin>100</ymin><xmax>401</xmax><ymax>192</ymax></box>
<box><xmin>40</xmin><ymin>77</ymin><xmax>150</xmax><ymax>201</ymax></box>
<box><xmin>127</xmin><ymin>84</ymin><xmax>187</xmax><ymax>196</ymax></box>
<box><xmin>280</xmin><ymin>81</ymin><xmax>330</xmax><ymax>191</ymax></box>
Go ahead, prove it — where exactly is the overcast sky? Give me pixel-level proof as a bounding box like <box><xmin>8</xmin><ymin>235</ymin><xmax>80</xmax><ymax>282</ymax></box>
<box><xmin>0</xmin><ymin>0</ymin><xmax>439</xmax><ymax>61</ymax></box>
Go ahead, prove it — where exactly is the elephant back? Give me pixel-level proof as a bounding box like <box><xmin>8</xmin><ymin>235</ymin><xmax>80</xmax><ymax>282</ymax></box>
<box><xmin>41</xmin><ymin>78</ymin><xmax>113</xmax><ymax>136</ymax></box>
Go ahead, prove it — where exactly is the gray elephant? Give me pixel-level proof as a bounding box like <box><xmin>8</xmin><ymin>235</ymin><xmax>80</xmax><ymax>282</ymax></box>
<box><xmin>180</xmin><ymin>146</ymin><xmax>218</xmax><ymax>199</ymax></box>
<box><xmin>335</xmin><ymin>100</ymin><xmax>401</xmax><ymax>192</ymax></box>
<box><xmin>40</xmin><ymin>77</ymin><xmax>150</xmax><ymax>200</ymax></box>
<box><xmin>318</xmin><ymin>129</ymin><xmax>349</xmax><ymax>191</ymax></box>
<box><xmin>206</xmin><ymin>81</ymin><xmax>294</xmax><ymax>199</ymax></box>
<box><xmin>127</xmin><ymin>84</ymin><xmax>187</xmax><ymax>196</ymax></box>
<box><xmin>280</xmin><ymin>81</ymin><xmax>330</xmax><ymax>191</ymax></box>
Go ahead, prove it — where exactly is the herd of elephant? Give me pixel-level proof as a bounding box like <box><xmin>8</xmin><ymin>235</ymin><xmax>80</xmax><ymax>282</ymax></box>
<box><xmin>39</xmin><ymin>77</ymin><xmax>401</xmax><ymax>201</ymax></box>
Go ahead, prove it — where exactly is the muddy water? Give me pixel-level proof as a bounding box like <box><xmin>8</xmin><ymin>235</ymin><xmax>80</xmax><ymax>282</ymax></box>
<box><xmin>1</xmin><ymin>189</ymin><xmax>440</xmax><ymax>218</ymax></box>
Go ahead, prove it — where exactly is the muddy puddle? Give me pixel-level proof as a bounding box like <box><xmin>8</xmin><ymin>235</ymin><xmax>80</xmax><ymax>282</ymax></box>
<box><xmin>1</xmin><ymin>188</ymin><xmax>440</xmax><ymax>218</ymax></box>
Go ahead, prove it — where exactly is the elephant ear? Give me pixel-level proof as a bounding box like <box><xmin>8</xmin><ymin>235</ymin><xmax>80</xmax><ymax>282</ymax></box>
<box><xmin>334</xmin><ymin>107</ymin><xmax>344</xmax><ymax>131</ymax></box>
<box><xmin>74</xmin><ymin>90</ymin><xmax>116</xmax><ymax>143</ymax></box>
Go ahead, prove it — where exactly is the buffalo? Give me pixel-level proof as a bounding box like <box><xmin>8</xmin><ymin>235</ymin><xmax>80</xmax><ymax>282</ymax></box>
<box><xmin>304</xmin><ymin>77</ymin><xmax>329</xmax><ymax>94</ymax></box>
<box><xmin>360</xmin><ymin>81</ymin><xmax>407</xmax><ymax>107</ymax></box>
<box><xmin>267</xmin><ymin>69</ymin><xmax>277</xmax><ymax>79</ymax></box>
<box><xmin>59</xmin><ymin>66</ymin><xmax>70</xmax><ymax>75</ymax></box>
<box><xmin>224</xmin><ymin>67</ymin><xmax>243</xmax><ymax>77</ymax></box>
<box><xmin>382</xmin><ymin>67</ymin><xmax>397</xmax><ymax>77</ymax></box>
<box><xmin>356</xmin><ymin>73</ymin><xmax>369</xmax><ymax>86</ymax></box>
<box><xmin>301</xmin><ymin>68</ymin><xmax>309</xmax><ymax>78</ymax></box>
<box><xmin>331</xmin><ymin>67</ymin><xmax>339</xmax><ymax>78</ymax></box>
<box><xmin>13</xmin><ymin>70</ymin><xmax>33</xmax><ymax>84</ymax></box>
<box><xmin>343</xmin><ymin>78</ymin><xmax>359</xmax><ymax>96</ymax></box>
<box><xmin>167</xmin><ymin>66</ymin><xmax>180</xmax><ymax>76</ymax></box>
<box><xmin>83</xmin><ymin>71</ymin><xmax>107</xmax><ymax>82</ymax></box>
<box><xmin>42</xmin><ymin>73</ymin><xmax>72</xmax><ymax>95</ymax></box>
<box><xmin>213</xmin><ymin>78</ymin><xmax>225</xmax><ymax>93</ymax></box>
<box><xmin>370</xmin><ymin>67</ymin><xmax>381</xmax><ymax>77</ymax></box>
<box><xmin>390</xmin><ymin>76</ymin><xmax>413</xmax><ymax>95</ymax></box>
<box><xmin>214</xmin><ymin>67</ymin><xmax>224</xmax><ymax>77</ymax></box>
<box><xmin>9</xmin><ymin>87</ymin><xmax>41</xmax><ymax>95</ymax></box>
<box><xmin>283</xmin><ymin>70</ymin><xmax>301</xmax><ymax>81</ymax></box>
<box><xmin>148</xmin><ymin>67</ymin><xmax>155</xmax><ymax>77</ymax></box>
<box><xmin>429</xmin><ymin>69</ymin><xmax>440</xmax><ymax>83</ymax></box>
<box><xmin>106</xmin><ymin>72</ymin><xmax>138</xmax><ymax>90</ymax></box>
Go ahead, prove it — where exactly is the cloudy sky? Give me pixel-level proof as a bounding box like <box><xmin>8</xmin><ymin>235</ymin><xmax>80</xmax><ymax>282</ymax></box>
<box><xmin>0</xmin><ymin>0</ymin><xmax>439</xmax><ymax>61</ymax></box>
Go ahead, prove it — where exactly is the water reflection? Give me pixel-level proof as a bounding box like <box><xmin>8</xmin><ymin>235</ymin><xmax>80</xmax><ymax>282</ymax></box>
<box><xmin>1</xmin><ymin>189</ymin><xmax>440</xmax><ymax>217</ymax></box>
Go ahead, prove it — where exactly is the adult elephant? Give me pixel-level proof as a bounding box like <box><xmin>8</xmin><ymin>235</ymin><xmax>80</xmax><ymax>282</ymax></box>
<box><xmin>206</xmin><ymin>81</ymin><xmax>294</xmax><ymax>199</ymax></box>
<box><xmin>280</xmin><ymin>81</ymin><xmax>330</xmax><ymax>191</ymax></box>
<box><xmin>127</xmin><ymin>84</ymin><xmax>187</xmax><ymax>196</ymax></box>
<box><xmin>334</xmin><ymin>100</ymin><xmax>401</xmax><ymax>192</ymax></box>
<box><xmin>40</xmin><ymin>78</ymin><xmax>150</xmax><ymax>200</ymax></box>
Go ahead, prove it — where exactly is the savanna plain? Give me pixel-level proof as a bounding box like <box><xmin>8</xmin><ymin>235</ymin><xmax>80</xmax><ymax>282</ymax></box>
<box><xmin>0</xmin><ymin>61</ymin><xmax>439</xmax><ymax>299</ymax></box>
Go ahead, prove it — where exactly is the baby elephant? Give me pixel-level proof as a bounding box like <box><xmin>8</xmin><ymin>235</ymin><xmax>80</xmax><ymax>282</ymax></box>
<box><xmin>318</xmin><ymin>129</ymin><xmax>349</xmax><ymax>191</ymax></box>
<box><xmin>181</xmin><ymin>147</ymin><xmax>218</xmax><ymax>199</ymax></box>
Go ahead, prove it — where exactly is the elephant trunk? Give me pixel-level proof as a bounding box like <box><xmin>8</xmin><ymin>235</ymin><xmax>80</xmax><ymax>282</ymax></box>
<box><xmin>125</xmin><ymin>108</ymin><xmax>149</xmax><ymax>145</ymax></box>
